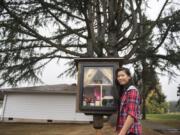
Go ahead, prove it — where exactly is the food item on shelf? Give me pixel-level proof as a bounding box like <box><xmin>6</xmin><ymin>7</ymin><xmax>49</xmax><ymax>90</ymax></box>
<box><xmin>94</xmin><ymin>86</ymin><xmax>101</xmax><ymax>101</ymax></box>
<box><xmin>83</xmin><ymin>96</ymin><xmax>96</xmax><ymax>106</ymax></box>
<box><xmin>102</xmin><ymin>96</ymin><xmax>114</xmax><ymax>107</ymax></box>
<box><xmin>95</xmin><ymin>100</ymin><xmax>101</xmax><ymax>106</ymax></box>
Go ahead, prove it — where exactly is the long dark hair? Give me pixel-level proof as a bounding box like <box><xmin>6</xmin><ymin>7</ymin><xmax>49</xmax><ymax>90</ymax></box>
<box><xmin>115</xmin><ymin>67</ymin><xmax>133</xmax><ymax>97</ymax></box>
<box><xmin>112</xmin><ymin>67</ymin><xmax>134</xmax><ymax>108</ymax></box>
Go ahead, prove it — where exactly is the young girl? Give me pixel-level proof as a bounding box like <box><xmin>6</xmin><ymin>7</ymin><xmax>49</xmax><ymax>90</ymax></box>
<box><xmin>115</xmin><ymin>67</ymin><xmax>142</xmax><ymax>135</ymax></box>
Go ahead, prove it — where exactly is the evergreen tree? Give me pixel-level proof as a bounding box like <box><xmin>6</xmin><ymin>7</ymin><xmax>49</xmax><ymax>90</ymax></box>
<box><xmin>0</xmin><ymin>0</ymin><xmax>180</xmax><ymax>86</ymax></box>
<box><xmin>146</xmin><ymin>82</ymin><xmax>168</xmax><ymax>114</ymax></box>
<box><xmin>177</xmin><ymin>84</ymin><xmax>180</xmax><ymax>106</ymax></box>
<box><xmin>0</xmin><ymin>1</ymin><xmax>180</xmax><ymax>120</ymax></box>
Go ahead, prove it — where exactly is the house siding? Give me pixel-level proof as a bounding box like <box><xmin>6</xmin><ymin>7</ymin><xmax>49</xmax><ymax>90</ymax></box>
<box><xmin>2</xmin><ymin>93</ymin><xmax>93</xmax><ymax>123</ymax></box>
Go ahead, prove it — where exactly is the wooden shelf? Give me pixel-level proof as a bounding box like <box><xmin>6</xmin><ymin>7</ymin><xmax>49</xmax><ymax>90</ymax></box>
<box><xmin>87</xmin><ymin>83</ymin><xmax>112</xmax><ymax>86</ymax></box>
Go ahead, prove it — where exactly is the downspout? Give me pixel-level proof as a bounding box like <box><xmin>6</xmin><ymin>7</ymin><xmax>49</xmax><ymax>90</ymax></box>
<box><xmin>1</xmin><ymin>91</ymin><xmax>7</xmax><ymax>122</ymax></box>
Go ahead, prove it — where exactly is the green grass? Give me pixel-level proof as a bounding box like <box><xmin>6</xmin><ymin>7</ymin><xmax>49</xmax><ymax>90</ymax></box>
<box><xmin>147</xmin><ymin>113</ymin><xmax>180</xmax><ymax>121</ymax></box>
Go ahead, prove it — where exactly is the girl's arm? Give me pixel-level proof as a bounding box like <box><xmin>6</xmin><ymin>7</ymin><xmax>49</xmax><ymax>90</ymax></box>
<box><xmin>119</xmin><ymin>89</ymin><xmax>140</xmax><ymax>135</ymax></box>
<box><xmin>118</xmin><ymin>115</ymin><xmax>134</xmax><ymax>135</ymax></box>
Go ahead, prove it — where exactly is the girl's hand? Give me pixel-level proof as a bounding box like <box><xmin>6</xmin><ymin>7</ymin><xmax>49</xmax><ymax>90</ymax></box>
<box><xmin>118</xmin><ymin>130</ymin><xmax>126</xmax><ymax>135</ymax></box>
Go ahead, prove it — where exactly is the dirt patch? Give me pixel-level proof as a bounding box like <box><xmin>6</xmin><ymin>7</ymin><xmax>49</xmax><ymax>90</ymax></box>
<box><xmin>0</xmin><ymin>122</ymin><xmax>169</xmax><ymax>135</ymax></box>
<box><xmin>0</xmin><ymin>122</ymin><xmax>116</xmax><ymax>135</ymax></box>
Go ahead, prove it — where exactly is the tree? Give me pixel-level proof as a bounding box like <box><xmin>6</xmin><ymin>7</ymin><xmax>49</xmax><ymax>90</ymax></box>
<box><xmin>132</xmin><ymin>14</ymin><xmax>174</xmax><ymax>118</ymax></box>
<box><xmin>0</xmin><ymin>0</ymin><xmax>180</xmax><ymax>86</ymax></box>
<box><xmin>169</xmin><ymin>101</ymin><xmax>180</xmax><ymax>112</ymax></box>
<box><xmin>134</xmin><ymin>61</ymin><xmax>163</xmax><ymax>118</ymax></box>
<box><xmin>146</xmin><ymin>82</ymin><xmax>168</xmax><ymax>114</ymax></box>
<box><xmin>0</xmin><ymin>1</ymin><xmax>180</xmax><ymax>120</ymax></box>
<box><xmin>177</xmin><ymin>84</ymin><xmax>180</xmax><ymax>106</ymax></box>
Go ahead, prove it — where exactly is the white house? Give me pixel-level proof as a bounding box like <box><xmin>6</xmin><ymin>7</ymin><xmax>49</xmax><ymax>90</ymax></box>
<box><xmin>0</xmin><ymin>84</ymin><xmax>93</xmax><ymax>123</ymax></box>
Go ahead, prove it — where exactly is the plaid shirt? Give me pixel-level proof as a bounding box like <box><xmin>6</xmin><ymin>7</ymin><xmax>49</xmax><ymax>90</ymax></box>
<box><xmin>115</xmin><ymin>85</ymin><xmax>142</xmax><ymax>135</ymax></box>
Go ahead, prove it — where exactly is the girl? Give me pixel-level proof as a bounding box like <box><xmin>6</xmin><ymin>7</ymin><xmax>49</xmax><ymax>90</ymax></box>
<box><xmin>115</xmin><ymin>67</ymin><xmax>142</xmax><ymax>135</ymax></box>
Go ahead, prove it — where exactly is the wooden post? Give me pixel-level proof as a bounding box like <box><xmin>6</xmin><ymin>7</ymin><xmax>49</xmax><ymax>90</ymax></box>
<box><xmin>93</xmin><ymin>115</ymin><xmax>103</xmax><ymax>135</ymax></box>
<box><xmin>96</xmin><ymin>129</ymin><xmax>103</xmax><ymax>135</ymax></box>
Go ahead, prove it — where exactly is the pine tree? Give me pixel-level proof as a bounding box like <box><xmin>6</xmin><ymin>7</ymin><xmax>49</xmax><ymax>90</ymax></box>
<box><xmin>1</xmin><ymin>0</ymin><xmax>180</xmax><ymax>121</ymax></box>
<box><xmin>0</xmin><ymin>0</ymin><xmax>180</xmax><ymax>90</ymax></box>
<box><xmin>177</xmin><ymin>84</ymin><xmax>180</xmax><ymax>106</ymax></box>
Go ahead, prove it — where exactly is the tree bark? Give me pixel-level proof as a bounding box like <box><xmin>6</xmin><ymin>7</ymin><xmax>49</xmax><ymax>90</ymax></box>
<box><xmin>142</xmin><ymin>97</ymin><xmax>146</xmax><ymax>120</ymax></box>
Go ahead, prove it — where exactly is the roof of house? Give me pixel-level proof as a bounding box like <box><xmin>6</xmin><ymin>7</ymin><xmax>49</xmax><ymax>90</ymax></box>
<box><xmin>0</xmin><ymin>84</ymin><xmax>78</xmax><ymax>95</ymax></box>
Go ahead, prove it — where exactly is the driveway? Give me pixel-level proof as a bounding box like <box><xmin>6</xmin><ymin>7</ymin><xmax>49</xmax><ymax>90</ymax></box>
<box><xmin>142</xmin><ymin>120</ymin><xmax>180</xmax><ymax>135</ymax></box>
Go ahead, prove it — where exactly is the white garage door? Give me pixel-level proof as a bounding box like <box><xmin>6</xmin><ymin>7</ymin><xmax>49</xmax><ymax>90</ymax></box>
<box><xmin>3</xmin><ymin>93</ymin><xmax>92</xmax><ymax>122</ymax></box>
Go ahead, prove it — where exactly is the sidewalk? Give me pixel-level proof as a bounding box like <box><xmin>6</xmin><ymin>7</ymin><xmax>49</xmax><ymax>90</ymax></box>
<box><xmin>142</xmin><ymin>120</ymin><xmax>180</xmax><ymax>135</ymax></box>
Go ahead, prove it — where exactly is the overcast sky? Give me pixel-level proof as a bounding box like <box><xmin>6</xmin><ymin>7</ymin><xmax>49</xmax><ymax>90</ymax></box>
<box><xmin>39</xmin><ymin>58</ymin><xmax>179</xmax><ymax>102</ymax></box>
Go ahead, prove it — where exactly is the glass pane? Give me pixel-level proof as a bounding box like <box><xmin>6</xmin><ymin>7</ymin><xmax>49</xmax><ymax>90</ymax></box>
<box><xmin>82</xmin><ymin>66</ymin><xmax>114</xmax><ymax>107</ymax></box>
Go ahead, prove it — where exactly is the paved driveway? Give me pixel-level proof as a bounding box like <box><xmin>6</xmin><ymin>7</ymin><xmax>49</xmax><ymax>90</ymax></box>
<box><xmin>142</xmin><ymin>120</ymin><xmax>180</xmax><ymax>135</ymax></box>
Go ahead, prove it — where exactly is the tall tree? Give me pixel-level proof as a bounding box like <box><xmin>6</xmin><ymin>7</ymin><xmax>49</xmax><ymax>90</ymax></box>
<box><xmin>177</xmin><ymin>84</ymin><xmax>180</xmax><ymax>106</ymax></box>
<box><xmin>0</xmin><ymin>0</ymin><xmax>179</xmax><ymax>90</ymax></box>
<box><xmin>146</xmin><ymin>83</ymin><xmax>168</xmax><ymax>114</ymax></box>
<box><xmin>134</xmin><ymin>61</ymin><xmax>160</xmax><ymax>119</ymax></box>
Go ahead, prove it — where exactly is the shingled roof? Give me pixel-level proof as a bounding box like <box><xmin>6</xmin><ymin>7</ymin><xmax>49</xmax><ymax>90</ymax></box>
<box><xmin>0</xmin><ymin>84</ymin><xmax>77</xmax><ymax>94</ymax></box>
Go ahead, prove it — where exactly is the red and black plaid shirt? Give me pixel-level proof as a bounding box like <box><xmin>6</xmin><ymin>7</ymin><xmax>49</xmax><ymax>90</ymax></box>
<box><xmin>115</xmin><ymin>86</ymin><xmax>142</xmax><ymax>135</ymax></box>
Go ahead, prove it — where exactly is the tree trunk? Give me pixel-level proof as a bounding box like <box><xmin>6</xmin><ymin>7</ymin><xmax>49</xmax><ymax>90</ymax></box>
<box><xmin>141</xmin><ymin>60</ymin><xmax>148</xmax><ymax>120</ymax></box>
<box><xmin>142</xmin><ymin>97</ymin><xmax>146</xmax><ymax>120</ymax></box>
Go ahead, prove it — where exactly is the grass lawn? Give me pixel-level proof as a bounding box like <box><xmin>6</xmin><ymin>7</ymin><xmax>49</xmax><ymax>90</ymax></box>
<box><xmin>147</xmin><ymin>113</ymin><xmax>180</xmax><ymax>129</ymax></box>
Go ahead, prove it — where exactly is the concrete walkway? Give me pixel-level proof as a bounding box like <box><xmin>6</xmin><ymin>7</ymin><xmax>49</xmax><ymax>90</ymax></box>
<box><xmin>142</xmin><ymin>120</ymin><xmax>180</xmax><ymax>135</ymax></box>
